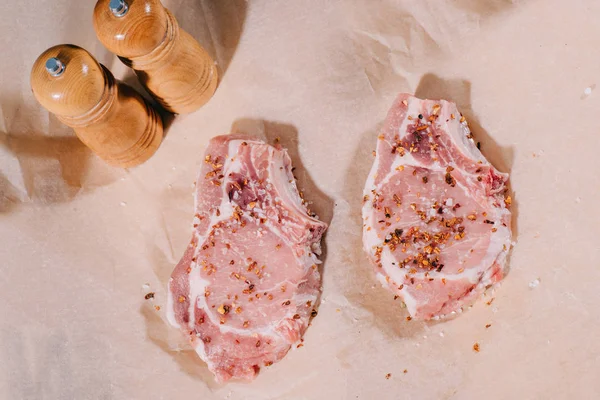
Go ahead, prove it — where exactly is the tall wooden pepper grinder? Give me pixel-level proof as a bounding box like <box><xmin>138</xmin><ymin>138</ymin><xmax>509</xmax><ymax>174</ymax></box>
<box><xmin>30</xmin><ymin>45</ymin><xmax>163</xmax><ymax>168</ymax></box>
<box><xmin>93</xmin><ymin>0</ymin><xmax>219</xmax><ymax>114</ymax></box>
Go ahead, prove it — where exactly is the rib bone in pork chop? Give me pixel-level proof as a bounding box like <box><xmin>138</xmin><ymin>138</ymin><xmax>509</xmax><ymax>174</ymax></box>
<box><xmin>168</xmin><ymin>135</ymin><xmax>327</xmax><ymax>382</ymax></box>
<box><xmin>362</xmin><ymin>94</ymin><xmax>512</xmax><ymax>320</ymax></box>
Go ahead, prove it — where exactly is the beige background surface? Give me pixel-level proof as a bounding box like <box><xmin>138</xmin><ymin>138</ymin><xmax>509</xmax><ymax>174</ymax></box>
<box><xmin>1</xmin><ymin>0</ymin><xmax>599</xmax><ymax>399</ymax></box>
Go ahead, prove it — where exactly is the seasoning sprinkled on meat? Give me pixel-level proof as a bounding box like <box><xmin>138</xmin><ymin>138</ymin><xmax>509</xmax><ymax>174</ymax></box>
<box><xmin>362</xmin><ymin>94</ymin><xmax>512</xmax><ymax>320</ymax></box>
<box><xmin>167</xmin><ymin>135</ymin><xmax>327</xmax><ymax>382</ymax></box>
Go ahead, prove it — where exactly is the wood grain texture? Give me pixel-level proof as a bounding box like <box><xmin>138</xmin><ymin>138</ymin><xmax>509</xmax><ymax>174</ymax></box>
<box><xmin>94</xmin><ymin>0</ymin><xmax>218</xmax><ymax>114</ymax></box>
<box><xmin>30</xmin><ymin>45</ymin><xmax>163</xmax><ymax>168</ymax></box>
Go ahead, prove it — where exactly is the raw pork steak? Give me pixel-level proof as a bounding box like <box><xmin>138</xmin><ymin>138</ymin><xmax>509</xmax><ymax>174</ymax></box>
<box><xmin>167</xmin><ymin>135</ymin><xmax>327</xmax><ymax>382</ymax></box>
<box><xmin>362</xmin><ymin>94</ymin><xmax>512</xmax><ymax>320</ymax></box>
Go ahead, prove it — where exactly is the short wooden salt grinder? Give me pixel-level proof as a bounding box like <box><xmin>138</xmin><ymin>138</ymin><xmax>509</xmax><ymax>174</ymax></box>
<box><xmin>93</xmin><ymin>0</ymin><xmax>219</xmax><ymax>114</ymax></box>
<box><xmin>30</xmin><ymin>45</ymin><xmax>163</xmax><ymax>168</ymax></box>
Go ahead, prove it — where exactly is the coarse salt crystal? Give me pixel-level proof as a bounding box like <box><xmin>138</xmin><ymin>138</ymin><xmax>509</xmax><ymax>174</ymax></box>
<box><xmin>529</xmin><ymin>278</ymin><xmax>540</xmax><ymax>288</ymax></box>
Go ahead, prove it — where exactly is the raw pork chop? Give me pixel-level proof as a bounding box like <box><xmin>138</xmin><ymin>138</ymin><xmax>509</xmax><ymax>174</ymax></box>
<box><xmin>167</xmin><ymin>135</ymin><xmax>327</xmax><ymax>382</ymax></box>
<box><xmin>362</xmin><ymin>94</ymin><xmax>512</xmax><ymax>320</ymax></box>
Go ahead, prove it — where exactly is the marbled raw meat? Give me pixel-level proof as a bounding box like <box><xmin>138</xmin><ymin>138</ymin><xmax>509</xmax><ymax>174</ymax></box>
<box><xmin>362</xmin><ymin>94</ymin><xmax>512</xmax><ymax>320</ymax></box>
<box><xmin>168</xmin><ymin>135</ymin><xmax>327</xmax><ymax>382</ymax></box>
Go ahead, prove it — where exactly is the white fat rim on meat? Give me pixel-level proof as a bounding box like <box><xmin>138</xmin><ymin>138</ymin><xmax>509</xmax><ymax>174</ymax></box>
<box><xmin>362</xmin><ymin>97</ymin><xmax>512</xmax><ymax>317</ymax></box>
<box><xmin>166</xmin><ymin>280</ymin><xmax>180</xmax><ymax>329</ymax></box>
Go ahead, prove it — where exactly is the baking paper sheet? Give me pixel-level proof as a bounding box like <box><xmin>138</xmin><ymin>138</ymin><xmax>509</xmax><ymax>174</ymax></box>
<box><xmin>2</xmin><ymin>0</ymin><xmax>600</xmax><ymax>399</ymax></box>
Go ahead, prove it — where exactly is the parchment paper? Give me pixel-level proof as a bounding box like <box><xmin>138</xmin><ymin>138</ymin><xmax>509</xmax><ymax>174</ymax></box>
<box><xmin>2</xmin><ymin>0</ymin><xmax>600</xmax><ymax>399</ymax></box>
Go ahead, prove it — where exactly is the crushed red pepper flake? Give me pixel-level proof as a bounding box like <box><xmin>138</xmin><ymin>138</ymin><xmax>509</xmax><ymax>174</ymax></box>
<box><xmin>217</xmin><ymin>304</ymin><xmax>230</xmax><ymax>315</ymax></box>
<box><xmin>485</xmin><ymin>323</ymin><xmax>492</xmax><ymax>328</ymax></box>
<box><xmin>445</xmin><ymin>172</ymin><xmax>456</xmax><ymax>187</ymax></box>
<box><xmin>144</xmin><ymin>292</ymin><xmax>155</xmax><ymax>300</ymax></box>
<box><xmin>473</xmin><ymin>343</ymin><xmax>480</xmax><ymax>352</ymax></box>
<box><xmin>385</xmin><ymin>373</ymin><xmax>392</xmax><ymax>380</ymax></box>
<box><xmin>178</xmin><ymin>295</ymin><xmax>186</xmax><ymax>303</ymax></box>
